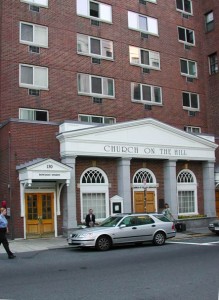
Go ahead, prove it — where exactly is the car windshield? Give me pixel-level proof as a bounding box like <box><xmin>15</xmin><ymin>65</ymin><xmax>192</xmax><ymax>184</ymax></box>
<box><xmin>100</xmin><ymin>216</ymin><xmax>124</xmax><ymax>227</ymax></box>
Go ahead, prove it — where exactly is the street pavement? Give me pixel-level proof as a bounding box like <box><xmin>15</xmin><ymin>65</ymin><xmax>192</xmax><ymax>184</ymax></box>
<box><xmin>0</xmin><ymin>226</ymin><xmax>215</xmax><ymax>255</ymax></box>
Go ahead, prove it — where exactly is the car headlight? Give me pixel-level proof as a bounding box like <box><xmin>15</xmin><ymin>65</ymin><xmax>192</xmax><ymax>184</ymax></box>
<box><xmin>77</xmin><ymin>233</ymin><xmax>94</xmax><ymax>238</ymax></box>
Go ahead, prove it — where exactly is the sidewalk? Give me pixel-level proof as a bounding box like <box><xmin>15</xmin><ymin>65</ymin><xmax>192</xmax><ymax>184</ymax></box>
<box><xmin>0</xmin><ymin>227</ymin><xmax>214</xmax><ymax>255</ymax></box>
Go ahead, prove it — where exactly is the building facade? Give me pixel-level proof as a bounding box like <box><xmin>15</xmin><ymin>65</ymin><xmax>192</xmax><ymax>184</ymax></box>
<box><xmin>0</xmin><ymin>0</ymin><xmax>219</xmax><ymax>238</ymax></box>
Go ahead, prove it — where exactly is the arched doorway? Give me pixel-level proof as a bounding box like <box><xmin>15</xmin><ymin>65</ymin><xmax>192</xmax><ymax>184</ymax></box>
<box><xmin>132</xmin><ymin>168</ymin><xmax>157</xmax><ymax>213</ymax></box>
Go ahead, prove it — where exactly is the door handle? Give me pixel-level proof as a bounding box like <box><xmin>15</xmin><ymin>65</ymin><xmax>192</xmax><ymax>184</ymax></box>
<box><xmin>151</xmin><ymin>225</ymin><xmax>156</xmax><ymax>227</ymax></box>
<box><xmin>132</xmin><ymin>227</ymin><xmax>137</xmax><ymax>229</ymax></box>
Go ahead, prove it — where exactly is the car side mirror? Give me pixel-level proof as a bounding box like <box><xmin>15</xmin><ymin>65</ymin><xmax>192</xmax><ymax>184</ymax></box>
<box><xmin>119</xmin><ymin>224</ymin><xmax>126</xmax><ymax>229</ymax></box>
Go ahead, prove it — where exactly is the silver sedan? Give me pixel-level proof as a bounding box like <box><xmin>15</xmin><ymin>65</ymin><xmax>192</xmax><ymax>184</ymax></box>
<box><xmin>67</xmin><ymin>213</ymin><xmax>176</xmax><ymax>251</ymax></box>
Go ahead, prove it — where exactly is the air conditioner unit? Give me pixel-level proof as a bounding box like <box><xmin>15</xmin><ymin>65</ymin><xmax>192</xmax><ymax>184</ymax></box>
<box><xmin>28</xmin><ymin>89</ymin><xmax>40</xmax><ymax>96</ymax></box>
<box><xmin>141</xmin><ymin>32</ymin><xmax>148</xmax><ymax>39</ymax></box>
<box><xmin>92</xmin><ymin>57</ymin><xmax>101</xmax><ymax>64</ymax></box>
<box><xmin>91</xmin><ymin>19</ymin><xmax>100</xmax><ymax>26</ymax></box>
<box><xmin>93</xmin><ymin>97</ymin><xmax>103</xmax><ymax>104</ymax></box>
<box><xmin>184</xmin><ymin>44</ymin><xmax>191</xmax><ymax>50</ymax></box>
<box><xmin>144</xmin><ymin>104</ymin><xmax>152</xmax><ymax>110</ymax></box>
<box><xmin>139</xmin><ymin>0</ymin><xmax>147</xmax><ymax>5</ymax></box>
<box><xmin>142</xmin><ymin>68</ymin><xmax>150</xmax><ymax>74</ymax></box>
<box><xmin>29</xmin><ymin>5</ymin><xmax>39</xmax><ymax>12</ymax></box>
<box><xmin>29</xmin><ymin>46</ymin><xmax>40</xmax><ymax>54</ymax></box>
<box><xmin>182</xmin><ymin>13</ymin><xmax>189</xmax><ymax>19</ymax></box>
<box><xmin>186</xmin><ymin>77</ymin><xmax>194</xmax><ymax>82</ymax></box>
<box><xmin>188</xmin><ymin>111</ymin><xmax>196</xmax><ymax>117</ymax></box>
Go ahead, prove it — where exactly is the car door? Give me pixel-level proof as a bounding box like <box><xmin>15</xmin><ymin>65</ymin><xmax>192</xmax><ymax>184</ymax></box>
<box><xmin>134</xmin><ymin>215</ymin><xmax>157</xmax><ymax>242</ymax></box>
<box><xmin>112</xmin><ymin>216</ymin><xmax>144</xmax><ymax>244</ymax></box>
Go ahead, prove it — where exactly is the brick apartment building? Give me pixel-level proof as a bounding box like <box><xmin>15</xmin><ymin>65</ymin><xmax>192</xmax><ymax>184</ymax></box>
<box><xmin>0</xmin><ymin>0</ymin><xmax>218</xmax><ymax>238</ymax></box>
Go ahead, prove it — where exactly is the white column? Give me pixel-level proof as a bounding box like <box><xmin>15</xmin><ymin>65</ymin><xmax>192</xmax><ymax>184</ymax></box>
<box><xmin>203</xmin><ymin>161</ymin><xmax>216</xmax><ymax>217</ymax></box>
<box><xmin>117</xmin><ymin>158</ymin><xmax>131</xmax><ymax>213</ymax></box>
<box><xmin>61</xmin><ymin>156</ymin><xmax>77</xmax><ymax>236</ymax></box>
<box><xmin>164</xmin><ymin>160</ymin><xmax>177</xmax><ymax>218</ymax></box>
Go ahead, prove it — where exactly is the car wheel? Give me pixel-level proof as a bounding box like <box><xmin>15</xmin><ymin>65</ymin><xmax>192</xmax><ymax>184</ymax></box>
<box><xmin>95</xmin><ymin>235</ymin><xmax>111</xmax><ymax>251</ymax></box>
<box><xmin>153</xmin><ymin>232</ymin><xmax>166</xmax><ymax>246</ymax></box>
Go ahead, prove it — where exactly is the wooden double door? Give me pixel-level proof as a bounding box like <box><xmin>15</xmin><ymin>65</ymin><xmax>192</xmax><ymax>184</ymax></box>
<box><xmin>134</xmin><ymin>191</ymin><xmax>155</xmax><ymax>213</ymax></box>
<box><xmin>26</xmin><ymin>193</ymin><xmax>54</xmax><ymax>238</ymax></box>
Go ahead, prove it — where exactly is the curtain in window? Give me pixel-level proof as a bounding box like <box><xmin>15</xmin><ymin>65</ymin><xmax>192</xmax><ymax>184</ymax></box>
<box><xmin>34</xmin><ymin>25</ymin><xmax>48</xmax><ymax>47</ymax></box>
<box><xmin>78</xmin><ymin>74</ymin><xmax>90</xmax><ymax>93</ymax></box>
<box><xmin>129</xmin><ymin>46</ymin><xmax>140</xmax><ymax>64</ymax></box>
<box><xmin>34</xmin><ymin>67</ymin><xmax>48</xmax><ymax>89</ymax></box>
<box><xmin>188</xmin><ymin>61</ymin><xmax>196</xmax><ymax>76</ymax></box>
<box><xmin>147</xmin><ymin>17</ymin><xmax>158</xmax><ymax>35</ymax></box>
<box><xmin>77</xmin><ymin>34</ymin><xmax>89</xmax><ymax>53</ymax></box>
<box><xmin>20</xmin><ymin>109</ymin><xmax>34</xmax><ymax>120</ymax></box>
<box><xmin>102</xmin><ymin>40</ymin><xmax>113</xmax><ymax>58</ymax></box>
<box><xmin>99</xmin><ymin>3</ymin><xmax>112</xmax><ymax>23</ymax></box>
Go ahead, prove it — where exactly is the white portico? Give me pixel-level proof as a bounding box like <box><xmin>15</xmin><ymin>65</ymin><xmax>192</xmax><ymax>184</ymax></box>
<box><xmin>57</xmin><ymin>118</ymin><xmax>218</xmax><ymax>232</ymax></box>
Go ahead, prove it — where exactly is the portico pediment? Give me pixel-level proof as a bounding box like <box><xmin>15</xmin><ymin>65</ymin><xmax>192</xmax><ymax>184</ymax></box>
<box><xmin>57</xmin><ymin>118</ymin><xmax>218</xmax><ymax>161</ymax></box>
<box><xmin>16</xmin><ymin>158</ymin><xmax>72</xmax><ymax>183</ymax></box>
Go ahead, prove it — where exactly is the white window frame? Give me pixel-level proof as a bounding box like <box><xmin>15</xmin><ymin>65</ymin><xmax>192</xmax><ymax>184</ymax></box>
<box><xmin>76</xmin><ymin>0</ymin><xmax>112</xmax><ymax>23</ymax></box>
<box><xmin>184</xmin><ymin>126</ymin><xmax>201</xmax><ymax>133</ymax></box>
<box><xmin>178</xmin><ymin>26</ymin><xmax>195</xmax><ymax>46</ymax></box>
<box><xmin>129</xmin><ymin>46</ymin><xmax>160</xmax><ymax>70</ymax></box>
<box><xmin>80</xmin><ymin>167</ymin><xmax>109</xmax><ymax>222</ymax></box>
<box><xmin>20</xmin><ymin>22</ymin><xmax>48</xmax><ymax>48</ymax></box>
<box><xmin>78</xmin><ymin>114</ymin><xmax>116</xmax><ymax>124</ymax></box>
<box><xmin>177</xmin><ymin>169</ymin><xmax>198</xmax><ymax>215</ymax></box>
<box><xmin>176</xmin><ymin>0</ymin><xmax>193</xmax><ymax>15</ymax></box>
<box><xmin>77</xmin><ymin>34</ymin><xmax>113</xmax><ymax>60</ymax></box>
<box><xmin>205</xmin><ymin>11</ymin><xmax>214</xmax><ymax>32</ymax></box>
<box><xmin>77</xmin><ymin>73</ymin><xmax>115</xmax><ymax>98</ymax></box>
<box><xmin>180</xmin><ymin>58</ymin><xmax>197</xmax><ymax>78</ymax></box>
<box><xmin>131</xmin><ymin>82</ymin><xmax>162</xmax><ymax>105</ymax></box>
<box><xmin>19</xmin><ymin>64</ymin><xmax>49</xmax><ymax>90</ymax></box>
<box><xmin>146</xmin><ymin>0</ymin><xmax>157</xmax><ymax>3</ymax></box>
<box><xmin>182</xmin><ymin>91</ymin><xmax>200</xmax><ymax>111</ymax></box>
<box><xmin>128</xmin><ymin>11</ymin><xmax>158</xmax><ymax>36</ymax></box>
<box><xmin>19</xmin><ymin>108</ymin><xmax>49</xmax><ymax>121</ymax></box>
<box><xmin>20</xmin><ymin>0</ymin><xmax>48</xmax><ymax>8</ymax></box>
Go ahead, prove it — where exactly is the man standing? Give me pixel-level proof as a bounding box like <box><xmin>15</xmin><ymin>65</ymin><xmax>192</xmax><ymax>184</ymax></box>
<box><xmin>85</xmin><ymin>209</ymin><xmax>95</xmax><ymax>227</ymax></box>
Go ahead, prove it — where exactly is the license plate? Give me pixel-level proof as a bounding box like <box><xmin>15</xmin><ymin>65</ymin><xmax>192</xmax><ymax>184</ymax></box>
<box><xmin>214</xmin><ymin>227</ymin><xmax>219</xmax><ymax>230</ymax></box>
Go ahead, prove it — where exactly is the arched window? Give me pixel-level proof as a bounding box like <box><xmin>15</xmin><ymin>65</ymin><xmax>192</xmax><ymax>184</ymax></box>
<box><xmin>177</xmin><ymin>169</ymin><xmax>197</xmax><ymax>215</ymax></box>
<box><xmin>80</xmin><ymin>167</ymin><xmax>109</xmax><ymax>221</ymax></box>
<box><xmin>133</xmin><ymin>168</ymin><xmax>155</xmax><ymax>185</ymax></box>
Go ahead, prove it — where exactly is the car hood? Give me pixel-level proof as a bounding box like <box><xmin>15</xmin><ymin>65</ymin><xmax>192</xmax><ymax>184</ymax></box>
<box><xmin>72</xmin><ymin>226</ymin><xmax>115</xmax><ymax>235</ymax></box>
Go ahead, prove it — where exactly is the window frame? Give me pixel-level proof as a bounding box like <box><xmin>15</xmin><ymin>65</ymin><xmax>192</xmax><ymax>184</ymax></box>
<box><xmin>182</xmin><ymin>91</ymin><xmax>200</xmax><ymax>111</ymax></box>
<box><xmin>129</xmin><ymin>46</ymin><xmax>160</xmax><ymax>70</ymax></box>
<box><xmin>177</xmin><ymin>26</ymin><xmax>195</xmax><ymax>46</ymax></box>
<box><xmin>77</xmin><ymin>33</ymin><xmax>114</xmax><ymax>60</ymax></box>
<box><xmin>131</xmin><ymin>82</ymin><xmax>162</xmax><ymax>105</ymax></box>
<box><xmin>76</xmin><ymin>0</ymin><xmax>112</xmax><ymax>23</ymax></box>
<box><xmin>19</xmin><ymin>108</ymin><xmax>49</xmax><ymax>121</ymax></box>
<box><xmin>20</xmin><ymin>21</ymin><xmax>48</xmax><ymax>48</ymax></box>
<box><xmin>20</xmin><ymin>0</ymin><xmax>48</xmax><ymax>8</ymax></box>
<box><xmin>176</xmin><ymin>0</ymin><xmax>193</xmax><ymax>15</ymax></box>
<box><xmin>209</xmin><ymin>53</ymin><xmax>218</xmax><ymax>75</ymax></box>
<box><xmin>184</xmin><ymin>126</ymin><xmax>201</xmax><ymax>133</ymax></box>
<box><xmin>180</xmin><ymin>58</ymin><xmax>197</xmax><ymax>78</ymax></box>
<box><xmin>77</xmin><ymin>73</ymin><xmax>115</xmax><ymax>98</ymax></box>
<box><xmin>19</xmin><ymin>64</ymin><xmax>49</xmax><ymax>90</ymax></box>
<box><xmin>128</xmin><ymin>11</ymin><xmax>159</xmax><ymax>36</ymax></box>
<box><xmin>78</xmin><ymin>114</ymin><xmax>116</xmax><ymax>124</ymax></box>
<box><xmin>205</xmin><ymin>11</ymin><xmax>214</xmax><ymax>32</ymax></box>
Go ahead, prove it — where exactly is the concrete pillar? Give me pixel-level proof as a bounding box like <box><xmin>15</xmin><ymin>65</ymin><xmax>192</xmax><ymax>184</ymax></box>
<box><xmin>61</xmin><ymin>156</ymin><xmax>77</xmax><ymax>236</ymax></box>
<box><xmin>117</xmin><ymin>158</ymin><xmax>131</xmax><ymax>213</ymax></box>
<box><xmin>164</xmin><ymin>160</ymin><xmax>177</xmax><ymax>218</ymax></box>
<box><xmin>202</xmin><ymin>161</ymin><xmax>216</xmax><ymax>217</ymax></box>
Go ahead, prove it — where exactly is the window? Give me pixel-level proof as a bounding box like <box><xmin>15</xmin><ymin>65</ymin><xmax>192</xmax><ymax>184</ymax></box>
<box><xmin>19</xmin><ymin>64</ymin><xmax>48</xmax><ymax>90</ymax></box>
<box><xmin>80</xmin><ymin>168</ymin><xmax>109</xmax><ymax>221</ymax></box>
<box><xmin>205</xmin><ymin>11</ymin><xmax>214</xmax><ymax>32</ymax></box>
<box><xmin>209</xmin><ymin>53</ymin><xmax>218</xmax><ymax>74</ymax></box>
<box><xmin>128</xmin><ymin>11</ymin><xmax>158</xmax><ymax>35</ymax></box>
<box><xmin>182</xmin><ymin>92</ymin><xmax>199</xmax><ymax>111</ymax></box>
<box><xmin>19</xmin><ymin>108</ymin><xmax>48</xmax><ymax>121</ymax></box>
<box><xmin>76</xmin><ymin>0</ymin><xmax>112</xmax><ymax>23</ymax></box>
<box><xmin>78</xmin><ymin>74</ymin><xmax>114</xmax><ymax>98</ymax></box>
<box><xmin>180</xmin><ymin>59</ymin><xmax>197</xmax><ymax>77</ymax></box>
<box><xmin>184</xmin><ymin>126</ymin><xmax>201</xmax><ymax>133</ymax></box>
<box><xmin>129</xmin><ymin>46</ymin><xmax>160</xmax><ymax>69</ymax></box>
<box><xmin>131</xmin><ymin>82</ymin><xmax>162</xmax><ymax>104</ymax></box>
<box><xmin>77</xmin><ymin>34</ymin><xmax>113</xmax><ymax>59</ymax></box>
<box><xmin>79</xmin><ymin>114</ymin><xmax>115</xmax><ymax>124</ymax></box>
<box><xmin>178</xmin><ymin>26</ymin><xmax>195</xmax><ymax>45</ymax></box>
<box><xmin>177</xmin><ymin>170</ymin><xmax>197</xmax><ymax>215</ymax></box>
<box><xmin>20</xmin><ymin>0</ymin><xmax>48</xmax><ymax>7</ymax></box>
<box><xmin>20</xmin><ymin>22</ymin><xmax>48</xmax><ymax>48</ymax></box>
<box><xmin>176</xmin><ymin>0</ymin><xmax>192</xmax><ymax>15</ymax></box>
